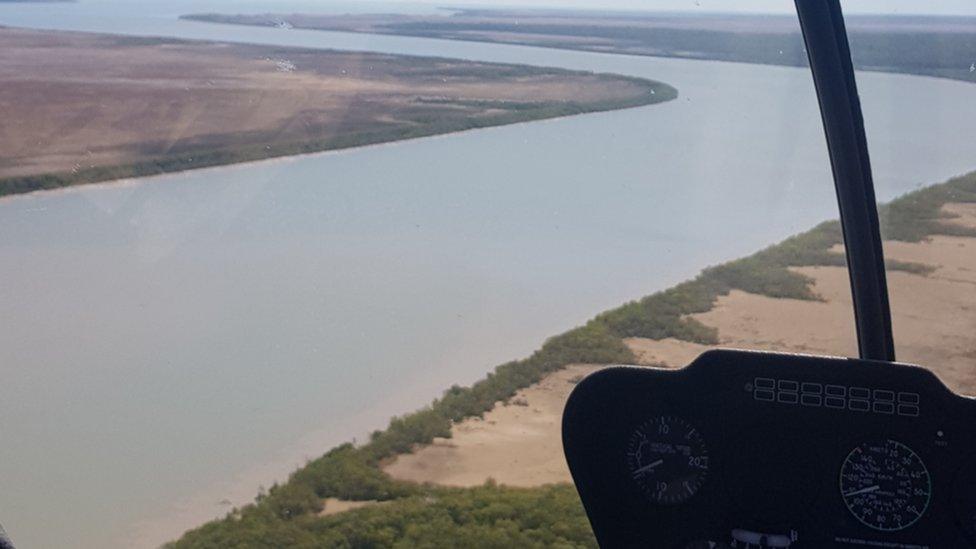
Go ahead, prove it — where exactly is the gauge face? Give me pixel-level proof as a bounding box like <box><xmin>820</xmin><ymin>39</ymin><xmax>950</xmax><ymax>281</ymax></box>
<box><xmin>840</xmin><ymin>439</ymin><xmax>931</xmax><ymax>531</ymax></box>
<box><xmin>627</xmin><ymin>416</ymin><xmax>709</xmax><ymax>505</ymax></box>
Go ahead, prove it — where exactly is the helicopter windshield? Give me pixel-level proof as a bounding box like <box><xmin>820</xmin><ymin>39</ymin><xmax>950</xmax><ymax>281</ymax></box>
<box><xmin>0</xmin><ymin>1</ymin><xmax>973</xmax><ymax>548</ymax></box>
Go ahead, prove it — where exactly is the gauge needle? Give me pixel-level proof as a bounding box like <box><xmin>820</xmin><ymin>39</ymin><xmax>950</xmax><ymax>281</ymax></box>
<box><xmin>633</xmin><ymin>459</ymin><xmax>664</xmax><ymax>475</ymax></box>
<box><xmin>844</xmin><ymin>485</ymin><xmax>881</xmax><ymax>497</ymax></box>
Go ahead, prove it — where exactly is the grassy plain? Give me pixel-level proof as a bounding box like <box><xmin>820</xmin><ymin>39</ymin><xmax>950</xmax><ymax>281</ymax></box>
<box><xmin>0</xmin><ymin>27</ymin><xmax>674</xmax><ymax>197</ymax></box>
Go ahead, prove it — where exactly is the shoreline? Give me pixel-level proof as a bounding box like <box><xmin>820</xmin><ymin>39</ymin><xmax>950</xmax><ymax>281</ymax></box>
<box><xmin>170</xmin><ymin>170</ymin><xmax>976</xmax><ymax>546</ymax></box>
<box><xmin>383</xmin><ymin>253</ymin><xmax>976</xmax><ymax>489</ymax></box>
<box><xmin>0</xmin><ymin>96</ymin><xmax>669</xmax><ymax>202</ymax></box>
<box><xmin>0</xmin><ymin>102</ymin><xmax>657</xmax><ymax>206</ymax></box>
<box><xmin>6</xmin><ymin>15</ymin><xmax>972</xmax><ymax>203</ymax></box>
<box><xmin>382</xmin><ymin>204</ymin><xmax>976</xmax><ymax>488</ymax></box>
<box><xmin>0</xmin><ymin>26</ymin><xmax>674</xmax><ymax>201</ymax></box>
<box><xmin>181</xmin><ymin>13</ymin><xmax>976</xmax><ymax>87</ymax></box>
<box><xmin>127</xmin><ymin>404</ymin><xmax>396</xmax><ymax>548</ymax></box>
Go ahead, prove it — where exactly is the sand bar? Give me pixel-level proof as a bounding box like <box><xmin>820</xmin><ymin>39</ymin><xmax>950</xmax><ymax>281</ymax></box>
<box><xmin>383</xmin><ymin>203</ymin><xmax>976</xmax><ymax>487</ymax></box>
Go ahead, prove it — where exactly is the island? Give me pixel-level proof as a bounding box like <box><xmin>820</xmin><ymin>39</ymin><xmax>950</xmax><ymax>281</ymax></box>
<box><xmin>0</xmin><ymin>27</ymin><xmax>676</xmax><ymax>197</ymax></box>
<box><xmin>184</xmin><ymin>10</ymin><xmax>976</xmax><ymax>84</ymax></box>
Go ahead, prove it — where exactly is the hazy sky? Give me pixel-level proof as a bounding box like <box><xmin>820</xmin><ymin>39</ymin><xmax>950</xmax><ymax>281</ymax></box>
<box><xmin>414</xmin><ymin>0</ymin><xmax>976</xmax><ymax>16</ymax></box>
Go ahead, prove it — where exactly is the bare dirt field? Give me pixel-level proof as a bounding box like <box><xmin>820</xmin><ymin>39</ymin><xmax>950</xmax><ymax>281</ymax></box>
<box><xmin>0</xmin><ymin>27</ymin><xmax>666</xmax><ymax>190</ymax></box>
<box><xmin>382</xmin><ymin>202</ymin><xmax>976</xmax><ymax>488</ymax></box>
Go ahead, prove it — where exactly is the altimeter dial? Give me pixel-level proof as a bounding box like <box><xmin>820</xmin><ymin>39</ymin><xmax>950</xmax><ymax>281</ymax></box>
<box><xmin>627</xmin><ymin>416</ymin><xmax>709</xmax><ymax>505</ymax></box>
<box><xmin>840</xmin><ymin>439</ymin><xmax>931</xmax><ymax>531</ymax></box>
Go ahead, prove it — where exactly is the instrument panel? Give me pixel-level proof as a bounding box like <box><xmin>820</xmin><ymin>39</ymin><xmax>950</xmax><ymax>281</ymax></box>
<box><xmin>561</xmin><ymin>350</ymin><xmax>976</xmax><ymax>548</ymax></box>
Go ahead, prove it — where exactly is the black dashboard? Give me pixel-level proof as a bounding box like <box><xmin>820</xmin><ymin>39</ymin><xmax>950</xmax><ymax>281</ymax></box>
<box><xmin>561</xmin><ymin>349</ymin><xmax>976</xmax><ymax>548</ymax></box>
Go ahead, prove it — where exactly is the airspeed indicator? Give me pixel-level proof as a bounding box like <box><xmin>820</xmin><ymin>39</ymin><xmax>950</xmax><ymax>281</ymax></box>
<box><xmin>840</xmin><ymin>439</ymin><xmax>931</xmax><ymax>531</ymax></box>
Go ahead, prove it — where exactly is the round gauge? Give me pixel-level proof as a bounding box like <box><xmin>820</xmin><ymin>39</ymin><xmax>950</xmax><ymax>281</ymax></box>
<box><xmin>627</xmin><ymin>416</ymin><xmax>709</xmax><ymax>505</ymax></box>
<box><xmin>839</xmin><ymin>439</ymin><xmax>931</xmax><ymax>531</ymax></box>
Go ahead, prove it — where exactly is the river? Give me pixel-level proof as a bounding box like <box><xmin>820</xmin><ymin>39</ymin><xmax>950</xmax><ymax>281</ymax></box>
<box><xmin>1</xmin><ymin>1</ymin><xmax>975</xmax><ymax>547</ymax></box>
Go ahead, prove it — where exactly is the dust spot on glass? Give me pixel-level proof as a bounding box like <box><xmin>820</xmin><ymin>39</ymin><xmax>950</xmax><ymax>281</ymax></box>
<box><xmin>970</xmin><ymin>62</ymin><xmax>975</xmax><ymax>73</ymax></box>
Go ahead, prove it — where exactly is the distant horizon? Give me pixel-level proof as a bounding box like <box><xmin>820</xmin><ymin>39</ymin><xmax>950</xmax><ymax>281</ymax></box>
<box><xmin>436</xmin><ymin>5</ymin><xmax>976</xmax><ymax>18</ymax></box>
<box><xmin>416</xmin><ymin>0</ymin><xmax>976</xmax><ymax>17</ymax></box>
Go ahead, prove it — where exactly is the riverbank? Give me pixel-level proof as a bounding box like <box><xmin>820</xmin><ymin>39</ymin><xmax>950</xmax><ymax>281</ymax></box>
<box><xmin>384</xmin><ymin>204</ymin><xmax>976</xmax><ymax>488</ymax></box>
<box><xmin>183</xmin><ymin>10</ymin><xmax>976</xmax><ymax>85</ymax></box>
<box><xmin>169</xmin><ymin>170</ymin><xmax>976</xmax><ymax>546</ymax></box>
<box><xmin>0</xmin><ymin>27</ymin><xmax>675</xmax><ymax>198</ymax></box>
